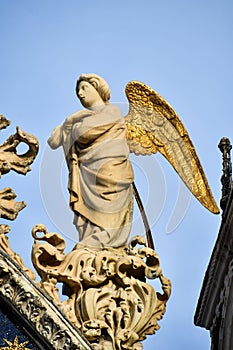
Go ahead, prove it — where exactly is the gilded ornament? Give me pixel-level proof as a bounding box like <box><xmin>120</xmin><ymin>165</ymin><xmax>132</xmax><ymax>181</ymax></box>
<box><xmin>125</xmin><ymin>80</ymin><xmax>219</xmax><ymax>215</ymax></box>
<box><xmin>0</xmin><ymin>336</ymin><xmax>29</xmax><ymax>350</ymax></box>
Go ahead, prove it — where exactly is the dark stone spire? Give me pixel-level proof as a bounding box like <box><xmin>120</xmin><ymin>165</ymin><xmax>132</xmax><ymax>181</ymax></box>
<box><xmin>218</xmin><ymin>137</ymin><xmax>233</xmax><ymax>211</ymax></box>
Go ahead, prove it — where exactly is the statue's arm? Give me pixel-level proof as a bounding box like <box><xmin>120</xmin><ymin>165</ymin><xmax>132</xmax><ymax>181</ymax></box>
<box><xmin>63</xmin><ymin>110</ymin><xmax>94</xmax><ymax>130</ymax></box>
<box><xmin>48</xmin><ymin>110</ymin><xmax>94</xmax><ymax>150</ymax></box>
<box><xmin>47</xmin><ymin>125</ymin><xmax>63</xmax><ymax>149</ymax></box>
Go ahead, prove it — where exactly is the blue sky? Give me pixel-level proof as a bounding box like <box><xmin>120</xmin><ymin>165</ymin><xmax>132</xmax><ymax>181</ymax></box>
<box><xmin>1</xmin><ymin>1</ymin><xmax>233</xmax><ymax>349</ymax></box>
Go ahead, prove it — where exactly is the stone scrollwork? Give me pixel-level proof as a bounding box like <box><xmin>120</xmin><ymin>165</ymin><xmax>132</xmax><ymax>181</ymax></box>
<box><xmin>0</xmin><ymin>114</ymin><xmax>39</xmax><ymax>222</ymax></box>
<box><xmin>0</xmin><ymin>114</ymin><xmax>39</xmax><ymax>279</ymax></box>
<box><xmin>0</xmin><ymin>224</ymin><xmax>36</xmax><ymax>280</ymax></box>
<box><xmin>32</xmin><ymin>224</ymin><xmax>171</xmax><ymax>350</ymax></box>
<box><xmin>0</xmin><ymin>115</ymin><xmax>39</xmax><ymax>177</ymax></box>
<box><xmin>0</xmin><ymin>187</ymin><xmax>26</xmax><ymax>221</ymax></box>
<box><xmin>0</xmin><ymin>251</ymin><xmax>92</xmax><ymax>350</ymax></box>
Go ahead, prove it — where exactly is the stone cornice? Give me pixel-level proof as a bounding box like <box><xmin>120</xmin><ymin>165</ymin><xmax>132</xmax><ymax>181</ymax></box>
<box><xmin>0</xmin><ymin>250</ymin><xmax>92</xmax><ymax>350</ymax></box>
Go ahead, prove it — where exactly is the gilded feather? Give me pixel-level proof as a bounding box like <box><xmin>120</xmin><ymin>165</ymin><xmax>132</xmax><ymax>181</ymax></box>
<box><xmin>125</xmin><ymin>81</ymin><xmax>219</xmax><ymax>214</ymax></box>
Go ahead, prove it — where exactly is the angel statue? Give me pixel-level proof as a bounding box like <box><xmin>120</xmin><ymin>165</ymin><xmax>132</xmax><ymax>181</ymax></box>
<box><xmin>48</xmin><ymin>73</ymin><xmax>219</xmax><ymax>250</ymax></box>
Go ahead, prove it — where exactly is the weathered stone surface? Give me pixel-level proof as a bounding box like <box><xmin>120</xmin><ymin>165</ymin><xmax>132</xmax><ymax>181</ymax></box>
<box><xmin>0</xmin><ymin>116</ymin><xmax>39</xmax><ymax>177</ymax></box>
<box><xmin>0</xmin><ymin>115</ymin><xmax>39</xmax><ymax>279</ymax></box>
<box><xmin>0</xmin><ymin>224</ymin><xmax>36</xmax><ymax>280</ymax></box>
<box><xmin>0</xmin><ymin>250</ymin><xmax>92</xmax><ymax>350</ymax></box>
<box><xmin>0</xmin><ymin>188</ymin><xmax>26</xmax><ymax>221</ymax></box>
<box><xmin>31</xmin><ymin>225</ymin><xmax>171</xmax><ymax>350</ymax></box>
<box><xmin>194</xmin><ymin>138</ymin><xmax>233</xmax><ymax>350</ymax></box>
<box><xmin>0</xmin><ymin>116</ymin><xmax>92</xmax><ymax>349</ymax></box>
<box><xmin>0</xmin><ymin>115</ymin><xmax>39</xmax><ymax>219</ymax></box>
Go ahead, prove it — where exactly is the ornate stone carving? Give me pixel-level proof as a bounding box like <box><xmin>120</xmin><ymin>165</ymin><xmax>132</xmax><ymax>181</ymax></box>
<box><xmin>0</xmin><ymin>251</ymin><xmax>92</xmax><ymax>350</ymax></box>
<box><xmin>0</xmin><ymin>115</ymin><xmax>11</xmax><ymax>131</ymax></box>
<box><xmin>0</xmin><ymin>225</ymin><xmax>35</xmax><ymax>280</ymax></box>
<box><xmin>0</xmin><ymin>115</ymin><xmax>39</xmax><ymax>279</ymax></box>
<box><xmin>0</xmin><ymin>115</ymin><xmax>39</xmax><ymax>177</ymax></box>
<box><xmin>31</xmin><ymin>224</ymin><xmax>171</xmax><ymax>350</ymax></box>
<box><xmin>0</xmin><ymin>188</ymin><xmax>26</xmax><ymax>221</ymax></box>
<box><xmin>218</xmin><ymin>137</ymin><xmax>232</xmax><ymax>211</ymax></box>
<box><xmin>0</xmin><ymin>114</ymin><xmax>39</xmax><ymax>222</ymax></box>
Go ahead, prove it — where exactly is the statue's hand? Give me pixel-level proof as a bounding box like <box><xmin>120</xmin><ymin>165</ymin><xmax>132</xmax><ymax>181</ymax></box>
<box><xmin>63</xmin><ymin>109</ymin><xmax>95</xmax><ymax>131</ymax></box>
<box><xmin>48</xmin><ymin>110</ymin><xmax>95</xmax><ymax>150</ymax></box>
<box><xmin>47</xmin><ymin>125</ymin><xmax>63</xmax><ymax>149</ymax></box>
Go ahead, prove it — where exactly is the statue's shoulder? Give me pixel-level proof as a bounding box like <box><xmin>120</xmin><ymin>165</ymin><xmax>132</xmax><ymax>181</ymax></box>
<box><xmin>103</xmin><ymin>103</ymin><xmax>123</xmax><ymax>118</ymax></box>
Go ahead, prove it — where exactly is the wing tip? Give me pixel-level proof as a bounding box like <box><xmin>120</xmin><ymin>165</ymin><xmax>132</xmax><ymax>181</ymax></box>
<box><xmin>203</xmin><ymin>200</ymin><xmax>220</xmax><ymax>215</ymax></box>
<box><xmin>211</xmin><ymin>206</ymin><xmax>220</xmax><ymax>215</ymax></box>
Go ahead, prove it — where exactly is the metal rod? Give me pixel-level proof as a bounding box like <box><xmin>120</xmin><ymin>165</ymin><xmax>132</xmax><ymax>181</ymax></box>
<box><xmin>132</xmin><ymin>182</ymin><xmax>155</xmax><ymax>250</ymax></box>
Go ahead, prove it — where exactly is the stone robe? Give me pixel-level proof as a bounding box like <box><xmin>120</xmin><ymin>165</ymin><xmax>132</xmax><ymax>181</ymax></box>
<box><xmin>48</xmin><ymin>103</ymin><xmax>134</xmax><ymax>248</ymax></box>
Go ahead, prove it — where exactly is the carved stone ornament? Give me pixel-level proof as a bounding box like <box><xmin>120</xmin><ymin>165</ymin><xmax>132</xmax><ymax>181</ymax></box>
<box><xmin>0</xmin><ymin>115</ymin><xmax>39</xmax><ymax>177</ymax></box>
<box><xmin>0</xmin><ymin>114</ymin><xmax>39</xmax><ymax>222</ymax></box>
<box><xmin>0</xmin><ymin>114</ymin><xmax>39</xmax><ymax>279</ymax></box>
<box><xmin>218</xmin><ymin>137</ymin><xmax>232</xmax><ymax>211</ymax></box>
<box><xmin>32</xmin><ymin>224</ymin><xmax>171</xmax><ymax>350</ymax></box>
<box><xmin>0</xmin><ymin>250</ymin><xmax>92</xmax><ymax>350</ymax></box>
<box><xmin>0</xmin><ymin>188</ymin><xmax>26</xmax><ymax>221</ymax></box>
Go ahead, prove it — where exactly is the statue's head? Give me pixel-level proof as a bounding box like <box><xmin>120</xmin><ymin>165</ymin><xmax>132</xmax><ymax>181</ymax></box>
<box><xmin>76</xmin><ymin>74</ymin><xmax>110</xmax><ymax>108</ymax></box>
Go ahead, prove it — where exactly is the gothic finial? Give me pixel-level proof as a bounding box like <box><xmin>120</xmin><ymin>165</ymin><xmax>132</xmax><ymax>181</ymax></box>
<box><xmin>218</xmin><ymin>137</ymin><xmax>232</xmax><ymax>211</ymax></box>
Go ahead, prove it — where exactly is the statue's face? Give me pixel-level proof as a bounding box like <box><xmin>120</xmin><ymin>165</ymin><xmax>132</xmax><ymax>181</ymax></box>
<box><xmin>77</xmin><ymin>81</ymin><xmax>103</xmax><ymax>108</ymax></box>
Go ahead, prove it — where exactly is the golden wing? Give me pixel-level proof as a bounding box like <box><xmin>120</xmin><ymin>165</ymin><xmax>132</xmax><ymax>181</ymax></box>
<box><xmin>125</xmin><ymin>80</ymin><xmax>219</xmax><ymax>214</ymax></box>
